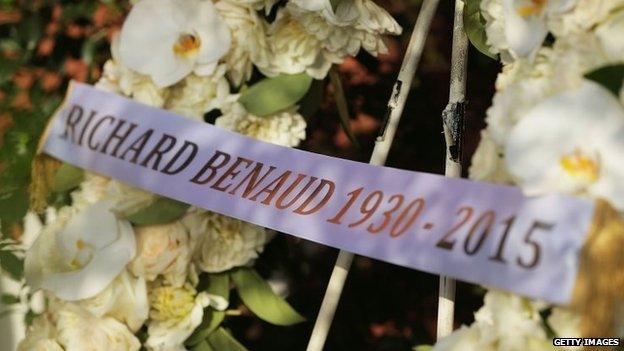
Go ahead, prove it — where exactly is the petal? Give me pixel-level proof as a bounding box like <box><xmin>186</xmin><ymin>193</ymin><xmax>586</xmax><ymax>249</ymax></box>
<box><xmin>192</xmin><ymin>0</ymin><xmax>231</xmax><ymax>65</ymax></box>
<box><xmin>503</xmin><ymin>0</ymin><xmax>548</xmax><ymax>58</ymax></box>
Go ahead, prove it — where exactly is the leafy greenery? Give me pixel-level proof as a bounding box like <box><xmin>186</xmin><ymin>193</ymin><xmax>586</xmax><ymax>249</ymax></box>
<box><xmin>52</xmin><ymin>163</ymin><xmax>85</xmax><ymax>192</ymax></box>
<box><xmin>206</xmin><ymin>327</ymin><xmax>249</xmax><ymax>351</ymax></box>
<box><xmin>125</xmin><ymin>197</ymin><xmax>190</xmax><ymax>225</ymax></box>
<box><xmin>230</xmin><ymin>267</ymin><xmax>305</xmax><ymax>326</ymax></box>
<box><xmin>585</xmin><ymin>64</ymin><xmax>624</xmax><ymax>96</ymax></box>
<box><xmin>185</xmin><ymin>309</ymin><xmax>226</xmax><ymax>347</ymax></box>
<box><xmin>463</xmin><ymin>0</ymin><xmax>497</xmax><ymax>59</ymax></box>
<box><xmin>238</xmin><ymin>73</ymin><xmax>313</xmax><ymax>117</ymax></box>
<box><xmin>0</xmin><ymin>249</ymin><xmax>23</xmax><ymax>280</ymax></box>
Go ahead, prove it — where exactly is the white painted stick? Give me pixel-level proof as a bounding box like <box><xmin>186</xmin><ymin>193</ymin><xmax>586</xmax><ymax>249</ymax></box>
<box><xmin>437</xmin><ymin>0</ymin><xmax>469</xmax><ymax>340</ymax></box>
<box><xmin>306</xmin><ymin>1</ymin><xmax>440</xmax><ymax>350</ymax></box>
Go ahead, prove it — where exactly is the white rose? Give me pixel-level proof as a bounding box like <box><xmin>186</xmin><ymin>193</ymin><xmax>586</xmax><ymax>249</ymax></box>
<box><xmin>77</xmin><ymin>270</ymin><xmax>149</xmax><ymax>332</ymax></box>
<box><xmin>145</xmin><ymin>285</ymin><xmax>226</xmax><ymax>351</ymax></box>
<box><xmin>119</xmin><ymin>0</ymin><xmax>231</xmax><ymax>87</ymax></box>
<box><xmin>215</xmin><ymin>1</ymin><xmax>272</xmax><ymax>86</ymax></box>
<box><xmin>18</xmin><ymin>313</ymin><xmax>63</xmax><ymax>351</ymax></box>
<box><xmin>183</xmin><ymin>210</ymin><xmax>272</xmax><ymax>273</ymax></box>
<box><xmin>129</xmin><ymin>221</ymin><xmax>193</xmax><ymax>287</ymax></box>
<box><xmin>216</xmin><ymin>103</ymin><xmax>307</xmax><ymax>147</ymax></box>
<box><xmin>25</xmin><ymin>200</ymin><xmax>136</xmax><ymax>301</ymax></box>
<box><xmin>54</xmin><ymin>302</ymin><xmax>140</xmax><ymax>351</ymax></box>
<box><xmin>165</xmin><ymin>68</ymin><xmax>234</xmax><ymax>121</ymax></box>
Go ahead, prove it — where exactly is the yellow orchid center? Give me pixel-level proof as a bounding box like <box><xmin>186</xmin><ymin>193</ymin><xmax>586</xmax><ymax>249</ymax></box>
<box><xmin>560</xmin><ymin>149</ymin><xmax>600</xmax><ymax>184</ymax></box>
<box><xmin>149</xmin><ymin>286</ymin><xmax>196</xmax><ymax>322</ymax></box>
<box><xmin>70</xmin><ymin>239</ymin><xmax>94</xmax><ymax>269</ymax></box>
<box><xmin>173</xmin><ymin>33</ymin><xmax>201</xmax><ymax>58</ymax></box>
<box><xmin>516</xmin><ymin>0</ymin><xmax>547</xmax><ymax>17</ymax></box>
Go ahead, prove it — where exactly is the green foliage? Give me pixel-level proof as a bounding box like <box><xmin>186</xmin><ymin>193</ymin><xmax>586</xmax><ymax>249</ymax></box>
<box><xmin>328</xmin><ymin>68</ymin><xmax>358</xmax><ymax>146</ymax></box>
<box><xmin>1</xmin><ymin>293</ymin><xmax>20</xmax><ymax>304</ymax></box>
<box><xmin>125</xmin><ymin>197</ymin><xmax>190</xmax><ymax>226</ymax></box>
<box><xmin>238</xmin><ymin>73</ymin><xmax>313</xmax><ymax>117</ymax></box>
<box><xmin>52</xmin><ymin>163</ymin><xmax>85</xmax><ymax>192</ymax></box>
<box><xmin>205</xmin><ymin>273</ymin><xmax>230</xmax><ymax>303</ymax></box>
<box><xmin>230</xmin><ymin>267</ymin><xmax>305</xmax><ymax>326</ymax></box>
<box><xmin>206</xmin><ymin>328</ymin><xmax>249</xmax><ymax>351</ymax></box>
<box><xmin>463</xmin><ymin>0</ymin><xmax>497</xmax><ymax>59</ymax></box>
<box><xmin>585</xmin><ymin>64</ymin><xmax>624</xmax><ymax>96</ymax></box>
<box><xmin>413</xmin><ymin>346</ymin><xmax>433</xmax><ymax>351</ymax></box>
<box><xmin>0</xmin><ymin>249</ymin><xmax>23</xmax><ymax>280</ymax></box>
<box><xmin>185</xmin><ymin>309</ymin><xmax>226</xmax><ymax>347</ymax></box>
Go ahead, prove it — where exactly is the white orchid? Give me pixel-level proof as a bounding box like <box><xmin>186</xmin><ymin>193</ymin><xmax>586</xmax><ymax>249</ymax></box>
<box><xmin>506</xmin><ymin>81</ymin><xmax>624</xmax><ymax>210</ymax></box>
<box><xmin>501</xmin><ymin>0</ymin><xmax>576</xmax><ymax>58</ymax></box>
<box><xmin>119</xmin><ymin>0</ymin><xmax>231</xmax><ymax>88</ymax></box>
<box><xmin>25</xmin><ymin>200</ymin><xmax>136</xmax><ymax>301</ymax></box>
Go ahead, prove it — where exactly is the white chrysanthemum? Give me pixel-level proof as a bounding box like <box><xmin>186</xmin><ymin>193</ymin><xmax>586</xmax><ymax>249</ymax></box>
<box><xmin>287</xmin><ymin>0</ymin><xmax>402</xmax><ymax>57</ymax></box>
<box><xmin>505</xmin><ymin>81</ymin><xmax>624</xmax><ymax>209</ymax></box>
<box><xmin>129</xmin><ymin>222</ymin><xmax>193</xmax><ymax>287</ymax></box>
<box><xmin>96</xmin><ymin>36</ymin><xmax>168</xmax><ymax>107</ymax></box>
<box><xmin>481</xmin><ymin>0</ymin><xmax>511</xmax><ymax>61</ymax></box>
<box><xmin>18</xmin><ymin>313</ymin><xmax>63</xmax><ymax>351</ymax></box>
<box><xmin>215</xmin><ymin>1</ymin><xmax>272</xmax><ymax>86</ymax></box>
<box><xmin>222</xmin><ymin>0</ymin><xmax>280</xmax><ymax>14</ymax></box>
<box><xmin>183</xmin><ymin>210</ymin><xmax>272</xmax><ymax>273</ymax></box>
<box><xmin>165</xmin><ymin>67</ymin><xmax>233</xmax><ymax>121</ymax></box>
<box><xmin>106</xmin><ymin>180</ymin><xmax>157</xmax><ymax>217</ymax></box>
<box><xmin>119</xmin><ymin>0</ymin><xmax>231</xmax><ymax>87</ymax></box>
<box><xmin>76</xmin><ymin>270</ymin><xmax>149</xmax><ymax>332</ymax></box>
<box><xmin>70</xmin><ymin>172</ymin><xmax>110</xmax><ymax>209</ymax></box>
<box><xmin>468</xmin><ymin>130</ymin><xmax>511</xmax><ymax>183</ymax></box>
<box><xmin>54</xmin><ymin>302</ymin><xmax>140</xmax><ymax>351</ymax></box>
<box><xmin>595</xmin><ymin>10</ymin><xmax>624</xmax><ymax>61</ymax></box>
<box><xmin>262</xmin><ymin>10</ymin><xmax>342</xmax><ymax>79</ymax></box>
<box><xmin>548</xmin><ymin>0</ymin><xmax>624</xmax><ymax>37</ymax></box>
<box><xmin>548</xmin><ymin>308</ymin><xmax>581</xmax><ymax>339</ymax></box>
<box><xmin>145</xmin><ymin>284</ymin><xmax>226</xmax><ymax>351</ymax></box>
<box><xmin>216</xmin><ymin>103</ymin><xmax>306</xmax><ymax>147</ymax></box>
<box><xmin>25</xmin><ymin>200</ymin><xmax>136</xmax><ymax>301</ymax></box>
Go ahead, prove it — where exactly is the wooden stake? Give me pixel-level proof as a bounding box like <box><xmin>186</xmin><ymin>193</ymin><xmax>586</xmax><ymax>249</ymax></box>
<box><xmin>437</xmin><ymin>0</ymin><xmax>469</xmax><ymax>340</ymax></box>
<box><xmin>306</xmin><ymin>1</ymin><xmax>440</xmax><ymax>350</ymax></box>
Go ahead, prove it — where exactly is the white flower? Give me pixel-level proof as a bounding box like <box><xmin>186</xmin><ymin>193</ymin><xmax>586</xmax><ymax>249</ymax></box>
<box><xmin>165</xmin><ymin>68</ymin><xmax>234</xmax><ymax>121</ymax></box>
<box><xmin>482</xmin><ymin>0</ymin><xmax>577</xmax><ymax>59</ymax></box>
<box><xmin>18</xmin><ymin>313</ymin><xmax>63</xmax><ymax>351</ymax></box>
<box><xmin>25</xmin><ymin>200</ymin><xmax>136</xmax><ymax>301</ymax></box>
<box><xmin>119</xmin><ymin>0</ymin><xmax>231</xmax><ymax>88</ymax></box>
<box><xmin>96</xmin><ymin>35</ymin><xmax>168</xmax><ymax>107</ymax></box>
<box><xmin>183</xmin><ymin>210</ymin><xmax>272</xmax><ymax>273</ymax></box>
<box><xmin>55</xmin><ymin>302</ymin><xmax>140</xmax><ymax>351</ymax></box>
<box><xmin>548</xmin><ymin>307</ymin><xmax>581</xmax><ymax>338</ymax></box>
<box><xmin>216</xmin><ymin>103</ymin><xmax>306</xmax><ymax>147</ymax></box>
<box><xmin>145</xmin><ymin>284</ymin><xmax>225</xmax><ymax>351</ymax></box>
<box><xmin>473</xmin><ymin>290</ymin><xmax>546</xmax><ymax>350</ymax></box>
<box><xmin>221</xmin><ymin>0</ymin><xmax>280</xmax><ymax>14</ymax></box>
<box><xmin>596</xmin><ymin>10</ymin><xmax>624</xmax><ymax>61</ymax></box>
<box><xmin>76</xmin><ymin>270</ymin><xmax>149</xmax><ymax>332</ymax></box>
<box><xmin>70</xmin><ymin>172</ymin><xmax>110</xmax><ymax>208</ymax></box>
<box><xmin>548</xmin><ymin>0</ymin><xmax>624</xmax><ymax>37</ymax></box>
<box><xmin>129</xmin><ymin>221</ymin><xmax>193</xmax><ymax>287</ymax></box>
<box><xmin>505</xmin><ymin>81</ymin><xmax>624</xmax><ymax>209</ymax></box>
<box><xmin>261</xmin><ymin>10</ymin><xmax>342</xmax><ymax>79</ymax></box>
<box><xmin>468</xmin><ymin>130</ymin><xmax>512</xmax><ymax>183</ymax></box>
<box><xmin>286</xmin><ymin>0</ymin><xmax>402</xmax><ymax>57</ymax></box>
<box><xmin>215</xmin><ymin>1</ymin><xmax>271</xmax><ymax>85</ymax></box>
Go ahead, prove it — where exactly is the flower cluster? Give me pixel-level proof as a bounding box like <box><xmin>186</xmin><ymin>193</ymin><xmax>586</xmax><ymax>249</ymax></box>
<box><xmin>19</xmin><ymin>0</ymin><xmax>401</xmax><ymax>350</ymax></box>
<box><xmin>434</xmin><ymin>0</ymin><xmax>624</xmax><ymax>349</ymax></box>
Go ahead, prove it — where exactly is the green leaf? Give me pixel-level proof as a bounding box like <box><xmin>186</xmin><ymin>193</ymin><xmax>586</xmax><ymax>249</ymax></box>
<box><xmin>1</xmin><ymin>293</ymin><xmax>20</xmax><ymax>304</ymax></box>
<box><xmin>584</xmin><ymin>64</ymin><xmax>624</xmax><ymax>96</ymax></box>
<box><xmin>0</xmin><ymin>250</ymin><xmax>23</xmax><ymax>280</ymax></box>
<box><xmin>328</xmin><ymin>68</ymin><xmax>358</xmax><ymax>147</ymax></box>
<box><xmin>238</xmin><ymin>73</ymin><xmax>313</xmax><ymax>117</ymax></box>
<box><xmin>52</xmin><ymin>163</ymin><xmax>85</xmax><ymax>192</ymax></box>
<box><xmin>191</xmin><ymin>340</ymin><xmax>215</xmax><ymax>351</ymax></box>
<box><xmin>125</xmin><ymin>197</ymin><xmax>190</xmax><ymax>226</ymax></box>
<box><xmin>185</xmin><ymin>310</ymin><xmax>226</xmax><ymax>347</ymax></box>
<box><xmin>230</xmin><ymin>268</ymin><xmax>305</xmax><ymax>326</ymax></box>
<box><xmin>463</xmin><ymin>0</ymin><xmax>497</xmax><ymax>59</ymax></box>
<box><xmin>413</xmin><ymin>346</ymin><xmax>433</xmax><ymax>351</ymax></box>
<box><xmin>207</xmin><ymin>327</ymin><xmax>249</xmax><ymax>351</ymax></box>
<box><xmin>206</xmin><ymin>273</ymin><xmax>230</xmax><ymax>302</ymax></box>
